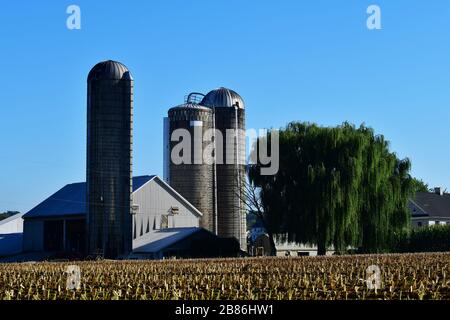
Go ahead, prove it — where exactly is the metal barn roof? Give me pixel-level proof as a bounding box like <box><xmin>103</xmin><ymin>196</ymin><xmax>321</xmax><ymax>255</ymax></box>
<box><xmin>0</xmin><ymin>212</ymin><xmax>24</xmax><ymax>227</ymax></box>
<box><xmin>23</xmin><ymin>176</ymin><xmax>155</xmax><ymax>219</ymax></box>
<box><xmin>132</xmin><ymin>227</ymin><xmax>201</xmax><ymax>253</ymax></box>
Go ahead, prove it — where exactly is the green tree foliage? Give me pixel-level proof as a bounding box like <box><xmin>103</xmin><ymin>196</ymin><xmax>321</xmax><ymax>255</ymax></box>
<box><xmin>411</xmin><ymin>178</ymin><xmax>430</xmax><ymax>193</ymax></box>
<box><xmin>249</xmin><ymin>122</ymin><xmax>415</xmax><ymax>255</ymax></box>
<box><xmin>395</xmin><ymin>225</ymin><xmax>450</xmax><ymax>252</ymax></box>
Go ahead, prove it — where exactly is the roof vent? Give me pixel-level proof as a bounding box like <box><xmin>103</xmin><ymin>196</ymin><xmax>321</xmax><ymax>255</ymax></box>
<box><xmin>434</xmin><ymin>187</ymin><xmax>443</xmax><ymax>196</ymax></box>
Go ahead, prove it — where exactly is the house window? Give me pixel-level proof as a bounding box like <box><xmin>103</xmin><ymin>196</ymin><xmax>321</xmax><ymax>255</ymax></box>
<box><xmin>435</xmin><ymin>221</ymin><xmax>440</xmax><ymax>225</ymax></box>
<box><xmin>417</xmin><ymin>222</ymin><xmax>422</xmax><ymax>227</ymax></box>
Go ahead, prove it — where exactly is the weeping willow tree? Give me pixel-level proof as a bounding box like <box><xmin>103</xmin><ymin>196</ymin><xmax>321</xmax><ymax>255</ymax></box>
<box><xmin>357</xmin><ymin>128</ymin><xmax>414</xmax><ymax>252</ymax></box>
<box><xmin>249</xmin><ymin>122</ymin><xmax>414</xmax><ymax>255</ymax></box>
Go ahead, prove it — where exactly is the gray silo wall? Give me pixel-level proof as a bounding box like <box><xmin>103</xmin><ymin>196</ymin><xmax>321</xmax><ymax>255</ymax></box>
<box><xmin>86</xmin><ymin>79</ymin><xmax>133</xmax><ymax>258</ymax></box>
<box><xmin>214</xmin><ymin>107</ymin><xmax>247</xmax><ymax>250</ymax></box>
<box><xmin>168</xmin><ymin>106</ymin><xmax>215</xmax><ymax>232</ymax></box>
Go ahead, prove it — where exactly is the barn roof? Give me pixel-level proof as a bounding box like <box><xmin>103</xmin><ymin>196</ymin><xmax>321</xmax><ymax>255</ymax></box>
<box><xmin>23</xmin><ymin>176</ymin><xmax>155</xmax><ymax>219</ymax></box>
<box><xmin>0</xmin><ymin>213</ymin><xmax>24</xmax><ymax>227</ymax></box>
<box><xmin>132</xmin><ymin>227</ymin><xmax>201</xmax><ymax>253</ymax></box>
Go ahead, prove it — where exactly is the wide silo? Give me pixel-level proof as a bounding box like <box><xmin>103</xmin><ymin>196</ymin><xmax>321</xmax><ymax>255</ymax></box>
<box><xmin>86</xmin><ymin>60</ymin><xmax>133</xmax><ymax>259</ymax></box>
<box><xmin>201</xmin><ymin>87</ymin><xmax>247</xmax><ymax>250</ymax></box>
<box><xmin>167</xmin><ymin>95</ymin><xmax>216</xmax><ymax>233</ymax></box>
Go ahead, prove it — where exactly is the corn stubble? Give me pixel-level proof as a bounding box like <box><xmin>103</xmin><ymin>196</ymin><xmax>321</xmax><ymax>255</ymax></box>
<box><xmin>0</xmin><ymin>253</ymin><xmax>449</xmax><ymax>300</ymax></box>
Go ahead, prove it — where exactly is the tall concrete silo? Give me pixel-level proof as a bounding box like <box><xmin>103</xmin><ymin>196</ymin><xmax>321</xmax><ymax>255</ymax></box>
<box><xmin>201</xmin><ymin>87</ymin><xmax>247</xmax><ymax>250</ymax></box>
<box><xmin>166</xmin><ymin>94</ymin><xmax>216</xmax><ymax>233</ymax></box>
<box><xmin>86</xmin><ymin>60</ymin><xmax>133</xmax><ymax>259</ymax></box>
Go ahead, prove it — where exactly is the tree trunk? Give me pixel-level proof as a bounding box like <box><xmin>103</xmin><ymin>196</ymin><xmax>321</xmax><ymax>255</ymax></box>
<box><xmin>267</xmin><ymin>231</ymin><xmax>277</xmax><ymax>256</ymax></box>
<box><xmin>317</xmin><ymin>241</ymin><xmax>326</xmax><ymax>256</ymax></box>
<box><xmin>259</xmin><ymin>215</ymin><xmax>277</xmax><ymax>256</ymax></box>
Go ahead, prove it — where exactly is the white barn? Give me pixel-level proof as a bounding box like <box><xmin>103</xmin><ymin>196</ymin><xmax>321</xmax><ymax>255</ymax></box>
<box><xmin>21</xmin><ymin>175</ymin><xmax>202</xmax><ymax>255</ymax></box>
<box><xmin>0</xmin><ymin>213</ymin><xmax>24</xmax><ymax>257</ymax></box>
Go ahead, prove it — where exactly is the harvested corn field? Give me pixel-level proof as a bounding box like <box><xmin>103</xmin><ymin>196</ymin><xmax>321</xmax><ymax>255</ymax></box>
<box><xmin>0</xmin><ymin>253</ymin><xmax>449</xmax><ymax>300</ymax></box>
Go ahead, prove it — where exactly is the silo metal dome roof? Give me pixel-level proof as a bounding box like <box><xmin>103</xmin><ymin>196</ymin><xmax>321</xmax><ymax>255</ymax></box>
<box><xmin>200</xmin><ymin>87</ymin><xmax>245</xmax><ymax>109</ymax></box>
<box><xmin>169</xmin><ymin>103</ymin><xmax>211</xmax><ymax>112</ymax></box>
<box><xmin>87</xmin><ymin>60</ymin><xmax>133</xmax><ymax>81</ymax></box>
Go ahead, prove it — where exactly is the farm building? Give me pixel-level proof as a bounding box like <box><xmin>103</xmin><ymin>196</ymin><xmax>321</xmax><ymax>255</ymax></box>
<box><xmin>132</xmin><ymin>227</ymin><xmax>240</xmax><ymax>259</ymax></box>
<box><xmin>409</xmin><ymin>188</ymin><xmax>450</xmax><ymax>228</ymax></box>
<box><xmin>0</xmin><ymin>213</ymin><xmax>24</xmax><ymax>257</ymax></box>
<box><xmin>247</xmin><ymin>216</ymin><xmax>335</xmax><ymax>256</ymax></box>
<box><xmin>20</xmin><ymin>175</ymin><xmax>239</xmax><ymax>259</ymax></box>
<box><xmin>164</xmin><ymin>88</ymin><xmax>247</xmax><ymax>251</ymax></box>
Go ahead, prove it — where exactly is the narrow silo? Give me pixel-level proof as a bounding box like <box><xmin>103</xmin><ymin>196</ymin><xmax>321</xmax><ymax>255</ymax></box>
<box><xmin>167</xmin><ymin>95</ymin><xmax>216</xmax><ymax>233</ymax></box>
<box><xmin>201</xmin><ymin>88</ymin><xmax>247</xmax><ymax>250</ymax></box>
<box><xmin>86</xmin><ymin>60</ymin><xmax>133</xmax><ymax>259</ymax></box>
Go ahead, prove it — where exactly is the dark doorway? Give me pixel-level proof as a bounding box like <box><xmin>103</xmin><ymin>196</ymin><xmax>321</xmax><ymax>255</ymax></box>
<box><xmin>66</xmin><ymin>219</ymin><xmax>86</xmax><ymax>254</ymax></box>
<box><xmin>44</xmin><ymin>220</ymin><xmax>64</xmax><ymax>251</ymax></box>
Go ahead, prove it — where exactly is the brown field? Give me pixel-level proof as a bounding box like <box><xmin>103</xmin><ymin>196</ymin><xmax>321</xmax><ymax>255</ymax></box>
<box><xmin>0</xmin><ymin>252</ymin><xmax>449</xmax><ymax>300</ymax></box>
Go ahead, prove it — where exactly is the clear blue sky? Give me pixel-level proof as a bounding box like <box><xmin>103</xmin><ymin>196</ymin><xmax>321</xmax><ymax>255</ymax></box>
<box><xmin>0</xmin><ymin>0</ymin><xmax>449</xmax><ymax>213</ymax></box>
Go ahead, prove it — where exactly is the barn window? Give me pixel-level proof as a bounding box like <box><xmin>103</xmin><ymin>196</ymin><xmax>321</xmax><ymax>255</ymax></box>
<box><xmin>131</xmin><ymin>204</ymin><xmax>139</xmax><ymax>214</ymax></box>
<box><xmin>160</xmin><ymin>214</ymin><xmax>168</xmax><ymax>229</ymax></box>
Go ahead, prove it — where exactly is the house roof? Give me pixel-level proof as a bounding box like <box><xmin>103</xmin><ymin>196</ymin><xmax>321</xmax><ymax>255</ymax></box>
<box><xmin>23</xmin><ymin>176</ymin><xmax>155</xmax><ymax>219</ymax></box>
<box><xmin>409</xmin><ymin>192</ymin><xmax>450</xmax><ymax>218</ymax></box>
<box><xmin>132</xmin><ymin>227</ymin><xmax>201</xmax><ymax>253</ymax></box>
